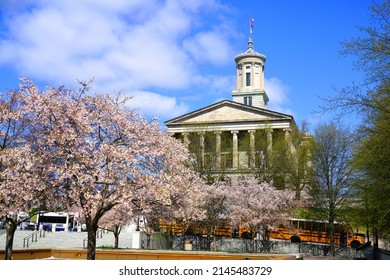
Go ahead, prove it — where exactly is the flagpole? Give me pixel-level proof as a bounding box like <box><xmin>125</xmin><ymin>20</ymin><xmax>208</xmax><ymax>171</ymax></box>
<box><xmin>249</xmin><ymin>17</ymin><xmax>254</xmax><ymax>42</ymax></box>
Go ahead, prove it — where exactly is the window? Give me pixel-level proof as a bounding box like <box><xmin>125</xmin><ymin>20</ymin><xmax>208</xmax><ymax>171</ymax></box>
<box><xmin>244</xmin><ymin>96</ymin><xmax>252</xmax><ymax>106</ymax></box>
<box><xmin>246</xmin><ymin>72</ymin><xmax>251</xmax><ymax>86</ymax></box>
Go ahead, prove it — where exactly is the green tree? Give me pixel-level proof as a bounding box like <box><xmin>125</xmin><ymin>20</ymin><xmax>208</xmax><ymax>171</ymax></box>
<box><xmin>309</xmin><ymin>122</ymin><xmax>355</xmax><ymax>256</ymax></box>
<box><xmin>352</xmin><ymin>86</ymin><xmax>390</xmax><ymax>247</ymax></box>
<box><xmin>259</xmin><ymin>122</ymin><xmax>314</xmax><ymax>200</ymax></box>
<box><xmin>322</xmin><ymin>0</ymin><xmax>389</xmax><ymax>118</ymax></box>
<box><xmin>321</xmin><ymin>0</ymin><xmax>390</xmax><ymax>248</ymax></box>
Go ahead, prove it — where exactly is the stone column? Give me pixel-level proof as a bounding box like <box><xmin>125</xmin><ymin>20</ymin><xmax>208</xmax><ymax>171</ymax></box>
<box><xmin>231</xmin><ymin>131</ymin><xmax>239</xmax><ymax>169</ymax></box>
<box><xmin>215</xmin><ymin>131</ymin><xmax>221</xmax><ymax>170</ymax></box>
<box><xmin>182</xmin><ymin>132</ymin><xmax>190</xmax><ymax>149</ymax></box>
<box><xmin>266</xmin><ymin>129</ymin><xmax>273</xmax><ymax>155</ymax></box>
<box><xmin>248</xmin><ymin>130</ymin><xmax>256</xmax><ymax>168</ymax></box>
<box><xmin>284</xmin><ymin>128</ymin><xmax>292</xmax><ymax>152</ymax></box>
<box><xmin>199</xmin><ymin>132</ymin><xmax>205</xmax><ymax>167</ymax></box>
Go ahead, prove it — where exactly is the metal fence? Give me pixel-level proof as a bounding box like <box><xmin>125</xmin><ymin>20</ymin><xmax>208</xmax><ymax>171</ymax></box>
<box><xmin>168</xmin><ymin>235</ymin><xmax>358</xmax><ymax>258</ymax></box>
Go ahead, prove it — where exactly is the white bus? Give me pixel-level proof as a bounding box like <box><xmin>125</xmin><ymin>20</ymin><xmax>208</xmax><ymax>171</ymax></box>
<box><xmin>37</xmin><ymin>212</ymin><xmax>76</xmax><ymax>232</ymax></box>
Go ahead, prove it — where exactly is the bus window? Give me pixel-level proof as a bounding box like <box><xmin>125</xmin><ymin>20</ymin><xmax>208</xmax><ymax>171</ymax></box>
<box><xmin>335</xmin><ymin>224</ymin><xmax>340</xmax><ymax>233</ymax></box>
<box><xmin>325</xmin><ymin>223</ymin><xmax>329</xmax><ymax>233</ymax></box>
<box><xmin>318</xmin><ymin>223</ymin><xmax>326</xmax><ymax>232</ymax></box>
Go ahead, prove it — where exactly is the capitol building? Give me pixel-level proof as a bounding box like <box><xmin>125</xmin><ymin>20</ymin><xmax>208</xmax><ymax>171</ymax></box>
<box><xmin>165</xmin><ymin>36</ymin><xmax>302</xmax><ymax>183</ymax></box>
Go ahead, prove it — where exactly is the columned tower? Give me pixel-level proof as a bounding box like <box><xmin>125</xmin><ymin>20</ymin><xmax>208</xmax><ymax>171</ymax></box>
<box><xmin>231</xmin><ymin>18</ymin><xmax>269</xmax><ymax>109</ymax></box>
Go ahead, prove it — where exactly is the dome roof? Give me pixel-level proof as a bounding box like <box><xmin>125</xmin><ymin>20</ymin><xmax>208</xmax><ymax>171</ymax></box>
<box><xmin>235</xmin><ymin>40</ymin><xmax>266</xmax><ymax>63</ymax></box>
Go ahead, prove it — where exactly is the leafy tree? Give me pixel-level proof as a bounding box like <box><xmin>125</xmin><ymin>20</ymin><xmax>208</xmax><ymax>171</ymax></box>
<box><xmin>322</xmin><ymin>0</ymin><xmax>389</xmax><ymax>118</ymax></box>
<box><xmin>133</xmin><ymin>169</ymin><xmax>206</xmax><ymax>250</ymax></box>
<box><xmin>309</xmin><ymin>122</ymin><xmax>355</xmax><ymax>256</ymax></box>
<box><xmin>257</xmin><ymin>122</ymin><xmax>314</xmax><ymax>200</ymax></box>
<box><xmin>24</xmin><ymin>79</ymin><xmax>200</xmax><ymax>259</ymax></box>
<box><xmin>98</xmin><ymin>204</ymin><xmax>133</xmax><ymax>249</ymax></box>
<box><xmin>200</xmin><ymin>179</ymin><xmax>232</xmax><ymax>251</ymax></box>
<box><xmin>228</xmin><ymin>176</ymin><xmax>295</xmax><ymax>253</ymax></box>
<box><xmin>285</xmin><ymin>122</ymin><xmax>314</xmax><ymax>200</ymax></box>
<box><xmin>0</xmin><ymin>82</ymin><xmax>58</xmax><ymax>260</ymax></box>
<box><xmin>352</xmin><ymin>86</ymin><xmax>390</xmax><ymax>246</ymax></box>
<box><xmin>321</xmin><ymin>0</ymin><xmax>390</xmax><ymax>247</ymax></box>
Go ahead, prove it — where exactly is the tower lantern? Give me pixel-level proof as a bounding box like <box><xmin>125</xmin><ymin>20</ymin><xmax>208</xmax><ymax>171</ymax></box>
<box><xmin>231</xmin><ymin>18</ymin><xmax>269</xmax><ymax>108</ymax></box>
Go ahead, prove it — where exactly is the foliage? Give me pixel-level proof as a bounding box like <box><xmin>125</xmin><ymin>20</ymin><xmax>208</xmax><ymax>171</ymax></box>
<box><xmin>1</xmin><ymin>78</ymin><xmax>205</xmax><ymax>259</ymax></box>
<box><xmin>352</xmin><ymin>85</ymin><xmax>390</xmax><ymax>242</ymax></box>
<box><xmin>309</xmin><ymin>122</ymin><xmax>356</xmax><ymax>256</ymax></box>
<box><xmin>228</xmin><ymin>176</ymin><xmax>295</xmax><ymax>252</ymax></box>
<box><xmin>200</xmin><ymin>178</ymin><xmax>232</xmax><ymax>250</ymax></box>
<box><xmin>321</xmin><ymin>0</ymin><xmax>390</xmax><ymax>245</ymax></box>
<box><xmin>258</xmin><ymin>122</ymin><xmax>314</xmax><ymax>200</ymax></box>
<box><xmin>0</xmin><ymin>82</ymin><xmax>58</xmax><ymax>259</ymax></box>
<box><xmin>321</xmin><ymin>0</ymin><xmax>390</xmax><ymax>118</ymax></box>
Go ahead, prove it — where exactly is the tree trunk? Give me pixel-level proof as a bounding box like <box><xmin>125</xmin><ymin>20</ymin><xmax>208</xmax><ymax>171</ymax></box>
<box><xmin>146</xmin><ymin>233</ymin><xmax>151</xmax><ymax>249</ymax></box>
<box><xmin>212</xmin><ymin>225</ymin><xmax>217</xmax><ymax>251</ymax></box>
<box><xmin>261</xmin><ymin>227</ymin><xmax>271</xmax><ymax>252</ymax></box>
<box><xmin>86</xmin><ymin>222</ymin><xmax>98</xmax><ymax>260</ymax></box>
<box><xmin>113</xmin><ymin>225</ymin><xmax>121</xmax><ymax>249</ymax></box>
<box><xmin>373</xmin><ymin>227</ymin><xmax>379</xmax><ymax>260</ymax></box>
<box><xmin>4</xmin><ymin>217</ymin><xmax>17</xmax><ymax>260</ymax></box>
<box><xmin>249</xmin><ymin>229</ymin><xmax>258</xmax><ymax>253</ymax></box>
<box><xmin>329</xmin><ymin>221</ymin><xmax>335</xmax><ymax>257</ymax></box>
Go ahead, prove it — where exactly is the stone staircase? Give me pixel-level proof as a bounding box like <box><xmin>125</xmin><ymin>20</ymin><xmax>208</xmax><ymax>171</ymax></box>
<box><xmin>0</xmin><ymin>229</ymin><xmax>133</xmax><ymax>250</ymax></box>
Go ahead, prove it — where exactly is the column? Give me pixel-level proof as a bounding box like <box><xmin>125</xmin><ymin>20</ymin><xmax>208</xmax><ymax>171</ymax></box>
<box><xmin>284</xmin><ymin>128</ymin><xmax>292</xmax><ymax>152</ymax></box>
<box><xmin>199</xmin><ymin>132</ymin><xmax>205</xmax><ymax>167</ymax></box>
<box><xmin>215</xmin><ymin>131</ymin><xmax>221</xmax><ymax>170</ymax></box>
<box><xmin>248</xmin><ymin>130</ymin><xmax>256</xmax><ymax>168</ymax></box>
<box><xmin>266</xmin><ymin>129</ymin><xmax>273</xmax><ymax>155</ymax></box>
<box><xmin>182</xmin><ymin>132</ymin><xmax>190</xmax><ymax>149</ymax></box>
<box><xmin>231</xmin><ymin>131</ymin><xmax>239</xmax><ymax>169</ymax></box>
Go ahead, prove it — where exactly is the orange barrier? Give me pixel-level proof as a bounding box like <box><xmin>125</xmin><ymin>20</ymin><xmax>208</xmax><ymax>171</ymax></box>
<box><xmin>0</xmin><ymin>248</ymin><xmax>295</xmax><ymax>260</ymax></box>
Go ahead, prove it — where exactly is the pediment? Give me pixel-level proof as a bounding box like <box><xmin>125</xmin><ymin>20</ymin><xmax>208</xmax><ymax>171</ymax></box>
<box><xmin>165</xmin><ymin>100</ymin><xmax>292</xmax><ymax>126</ymax></box>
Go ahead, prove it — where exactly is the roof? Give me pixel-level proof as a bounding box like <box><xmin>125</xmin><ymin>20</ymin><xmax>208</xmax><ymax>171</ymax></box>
<box><xmin>165</xmin><ymin>100</ymin><xmax>295</xmax><ymax>133</ymax></box>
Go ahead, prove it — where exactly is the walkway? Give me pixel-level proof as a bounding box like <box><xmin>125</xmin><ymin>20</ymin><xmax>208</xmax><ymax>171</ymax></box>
<box><xmin>0</xmin><ymin>229</ymin><xmax>133</xmax><ymax>250</ymax></box>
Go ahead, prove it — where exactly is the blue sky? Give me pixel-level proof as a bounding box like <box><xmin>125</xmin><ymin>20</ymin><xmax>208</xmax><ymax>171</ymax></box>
<box><xmin>0</xmin><ymin>0</ymin><xmax>373</xmax><ymax>131</ymax></box>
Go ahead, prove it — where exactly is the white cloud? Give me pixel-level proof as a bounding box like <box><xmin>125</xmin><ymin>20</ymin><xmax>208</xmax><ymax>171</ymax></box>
<box><xmin>0</xmin><ymin>0</ymin><xmax>230</xmax><ymax>118</ymax></box>
<box><xmin>0</xmin><ymin>0</ymin><xmax>250</xmax><ymax>120</ymax></box>
<box><xmin>183</xmin><ymin>30</ymin><xmax>233</xmax><ymax>65</ymax></box>
<box><xmin>192</xmin><ymin>74</ymin><xmax>235</xmax><ymax>96</ymax></box>
<box><xmin>126</xmin><ymin>90</ymin><xmax>189</xmax><ymax>120</ymax></box>
<box><xmin>265</xmin><ymin>77</ymin><xmax>294</xmax><ymax>115</ymax></box>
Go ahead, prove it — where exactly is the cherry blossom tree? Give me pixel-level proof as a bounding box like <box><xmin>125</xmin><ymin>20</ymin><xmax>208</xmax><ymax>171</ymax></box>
<box><xmin>200</xmin><ymin>179</ymin><xmax>232</xmax><ymax>251</ymax></box>
<box><xmin>98</xmin><ymin>204</ymin><xmax>133</xmax><ymax>249</ymax></box>
<box><xmin>0</xmin><ymin>82</ymin><xmax>58</xmax><ymax>260</ymax></box>
<box><xmin>228</xmin><ymin>176</ymin><xmax>295</xmax><ymax>252</ymax></box>
<box><xmin>131</xmin><ymin>164</ymin><xmax>207</xmax><ymax>250</ymax></box>
<box><xmin>27</xmin><ymin>79</ymin><xmax>201</xmax><ymax>259</ymax></box>
<box><xmin>1</xmin><ymin>78</ymin><xmax>207</xmax><ymax>259</ymax></box>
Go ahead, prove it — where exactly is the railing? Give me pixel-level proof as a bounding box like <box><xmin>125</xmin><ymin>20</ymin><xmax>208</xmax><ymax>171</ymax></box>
<box><xmin>23</xmin><ymin>229</ymin><xmax>46</xmax><ymax>248</ymax></box>
<box><xmin>83</xmin><ymin>228</ymin><xmax>104</xmax><ymax>248</ymax></box>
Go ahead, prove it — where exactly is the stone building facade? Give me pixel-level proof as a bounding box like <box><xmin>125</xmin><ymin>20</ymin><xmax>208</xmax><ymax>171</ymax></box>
<box><xmin>165</xmin><ymin>38</ymin><xmax>298</xmax><ymax>177</ymax></box>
